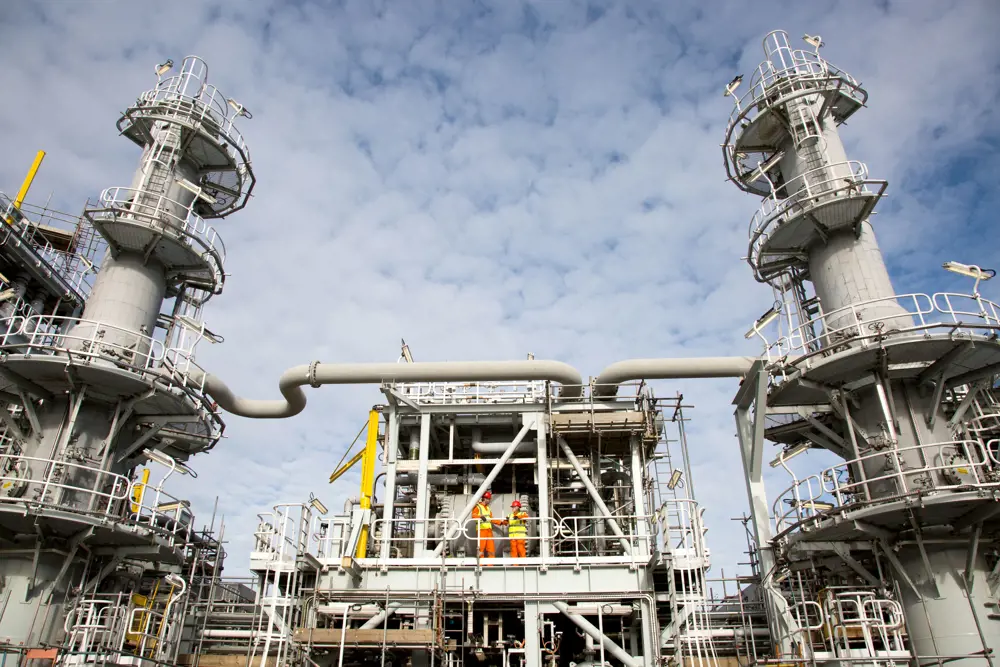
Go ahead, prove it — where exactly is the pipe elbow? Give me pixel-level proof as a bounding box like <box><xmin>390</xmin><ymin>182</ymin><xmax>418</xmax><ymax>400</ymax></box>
<box><xmin>593</xmin><ymin>356</ymin><xmax>759</xmax><ymax>396</ymax></box>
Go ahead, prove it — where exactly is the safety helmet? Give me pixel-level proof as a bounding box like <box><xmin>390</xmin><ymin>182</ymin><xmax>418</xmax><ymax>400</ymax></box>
<box><xmin>482</xmin><ymin>491</ymin><xmax>492</xmax><ymax>500</ymax></box>
<box><xmin>511</xmin><ymin>500</ymin><xmax>521</xmax><ymax>508</ymax></box>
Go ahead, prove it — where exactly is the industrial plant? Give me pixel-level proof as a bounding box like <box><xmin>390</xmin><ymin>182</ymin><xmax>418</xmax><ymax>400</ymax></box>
<box><xmin>1</xmin><ymin>29</ymin><xmax>998</xmax><ymax>667</ymax></box>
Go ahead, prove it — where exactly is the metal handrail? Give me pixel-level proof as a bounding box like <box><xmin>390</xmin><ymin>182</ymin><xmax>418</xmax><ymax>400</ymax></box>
<box><xmin>394</xmin><ymin>380</ymin><xmax>547</xmax><ymax>405</ymax></box>
<box><xmin>758</xmin><ymin>292</ymin><xmax>1000</xmax><ymax>361</ymax></box>
<box><xmin>0</xmin><ymin>453</ymin><xmax>131</xmax><ymax>518</ymax></box>
<box><xmin>0</xmin><ymin>314</ymin><xmax>166</xmax><ymax>370</ymax></box>
<box><xmin>747</xmin><ymin>160</ymin><xmax>884</xmax><ymax>271</ymax></box>
<box><xmin>97</xmin><ymin>186</ymin><xmax>226</xmax><ymax>269</ymax></box>
<box><xmin>127</xmin><ymin>479</ymin><xmax>195</xmax><ymax>545</ymax></box>
<box><xmin>725</xmin><ymin>50</ymin><xmax>864</xmax><ymax>147</ymax></box>
<box><xmin>135</xmin><ymin>77</ymin><xmax>250</xmax><ymax>169</ymax></box>
<box><xmin>772</xmin><ymin>439</ymin><xmax>991</xmax><ymax>532</ymax></box>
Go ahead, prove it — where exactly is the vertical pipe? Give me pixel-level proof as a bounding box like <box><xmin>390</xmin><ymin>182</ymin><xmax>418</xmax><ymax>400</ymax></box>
<box><xmin>379</xmin><ymin>410</ymin><xmax>399</xmax><ymax>559</ymax></box>
<box><xmin>536</xmin><ymin>417</ymin><xmax>550</xmax><ymax>559</ymax></box>
<box><xmin>630</xmin><ymin>436</ymin><xmax>648</xmax><ymax>556</ymax></box>
<box><xmin>414</xmin><ymin>414</ymin><xmax>432</xmax><ymax>553</ymax></box>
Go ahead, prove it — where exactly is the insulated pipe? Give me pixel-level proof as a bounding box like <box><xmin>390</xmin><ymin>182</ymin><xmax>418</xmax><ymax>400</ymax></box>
<box><xmin>433</xmin><ymin>422</ymin><xmax>533</xmax><ymax>556</ymax></box>
<box><xmin>472</xmin><ymin>428</ymin><xmax>535</xmax><ymax>454</ymax></box>
<box><xmin>552</xmin><ymin>601</ymin><xmax>640</xmax><ymax>667</ymax></box>
<box><xmin>558</xmin><ymin>437</ymin><xmax>631</xmax><ymax>555</ymax></box>
<box><xmin>199</xmin><ymin>360</ymin><xmax>583</xmax><ymax>418</ymax></box>
<box><xmin>360</xmin><ymin>602</ymin><xmax>402</xmax><ymax>630</ymax></box>
<box><xmin>593</xmin><ymin>356</ymin><xmax>758</xmax><ymax>396</ymax></box>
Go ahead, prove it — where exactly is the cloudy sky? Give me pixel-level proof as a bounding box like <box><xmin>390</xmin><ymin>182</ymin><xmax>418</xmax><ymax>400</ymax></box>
<box><xmin>2</xmin><ymin>0</ymin><xmax>998</xmax><ymax>579</ymax></box>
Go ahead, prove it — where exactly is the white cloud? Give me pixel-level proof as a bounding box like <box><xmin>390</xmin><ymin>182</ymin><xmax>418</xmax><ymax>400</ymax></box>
<box><xmin>2</xmin><ymin>0</ymin><xmax>998</xmax><ymax>576</ymax></box>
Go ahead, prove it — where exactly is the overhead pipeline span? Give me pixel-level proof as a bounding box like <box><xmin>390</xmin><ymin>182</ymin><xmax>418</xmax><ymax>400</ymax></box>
<box><xmin>593</xmin><ymin>356</ymin><xmax>758</xmax><ymax>396</ymax></box>
<box><xmin>197</xmin><ymin>361</ymin><xmax>583</xmax><ymax>419</ymax></box>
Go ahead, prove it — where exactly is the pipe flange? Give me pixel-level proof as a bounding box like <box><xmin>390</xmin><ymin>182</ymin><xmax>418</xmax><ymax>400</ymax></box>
<box><xmin>308</xmin><ymin>361</ymin><xmax>321</xmax><ymax>388</ymax></box>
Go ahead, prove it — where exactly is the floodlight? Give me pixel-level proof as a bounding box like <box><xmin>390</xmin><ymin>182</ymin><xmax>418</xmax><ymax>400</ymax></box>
<box><xmin>400</xmin><ymin>339</ymin><xmax>414</xmax><ymax>363</ymax></box>
<box><xmin>802</xmin><ymin>35</ymin><xmax>824</xmax><ymax>50</ymax></box>
<box><xmin>0</xmin><ymin>289</ymin><xmax>16</xmax><ymax>304</ymax></box>
<box><xmin>667</xmin><ymin>470</ymin><xmax>684</xmax><ymax>490</ymax></box>
<box><xmin>800</xmin><ymin>500</ymin><xmax>834</xmax><ymax>512</ymax></box>
<box><xmin>155</xmin><ymin>60</ymin><xmax>174</xmax><ymax>77</ymax></box>
<box><xmin>724</xmin><ymin>74</ymin><xmax>743</xmax><ymax>98</ymax></box>
<box><xmin>744</xmin><ymin>303</ymin><xmax>781</xmax><ymax>339</ymax></box>
<box><xmin>227</xmin><ymin>98</ymin><xmax>253</xmax><ymax>119</ymax></box>
<box><xmin>164</xmin><ymin>573</ymin><xmax>186</xmax><ymax>588</ymax></box>
<box><xmin>527</xmin><ymin>352</ymin><xmax>535</xmax><ymax>360</ymax></box>
<box><xmin>943</xmin><ymin>261</ymin><xmax>995</xmax><ymax>296</ymax></box>
<box><xmin>309</xmin><ymin>493</ymin><xmax>329</xmax><ymax>516</ymax></box>
<box><xmin>768</xmin><ymin>442</ymin><xmax>811</xmax><ymax>468</ymax></box>
<box><xmin>942</xmin><ymin>262</ymin><xmax>995</xmax><ymax>281</ymax></box>
<box><xmin>176</xmin><ymin>179</ymin><xmax>217</xmax><ymax>205</ymax></box>
<box><xmin>142</xmin><ymin>448</ymin><xmax>194</xmax><ymax>476</ymax></box>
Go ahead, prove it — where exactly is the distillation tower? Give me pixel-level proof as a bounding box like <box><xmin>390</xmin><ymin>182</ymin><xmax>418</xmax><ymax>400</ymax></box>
<box><xmin>724</xmin><ymin>31</ymin><xmax>1000</xmax><ymax>665</ymax></box>
<box><xmin>0</xmin><ymin>56</ymin><xmax>254</xmax><ymax>663</ymax></box>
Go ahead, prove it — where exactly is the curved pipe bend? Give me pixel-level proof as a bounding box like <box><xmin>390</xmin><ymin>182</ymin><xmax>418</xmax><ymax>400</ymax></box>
<box><xmin>593</xmin><ymin>356</ymin><xmax>759</xmax><ymax>396</ymax></box>
<box><xmin>198</xmin><ymin>360</ymin><xmax>583</xmax><ymax>419</ymax></box>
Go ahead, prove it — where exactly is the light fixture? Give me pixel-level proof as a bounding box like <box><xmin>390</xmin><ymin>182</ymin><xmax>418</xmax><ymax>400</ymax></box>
<box><xmin>800</xmin><ymin>500</ymin><xmax>834</xmax><ymax>512</ymax></box>
<box><xmin>802</xmin><ymin>34</ymin><xmax>824</xmax><ymax>50</ymax></box>
<box><xmin>176</xmin><ymin>179</ymin><xmax>218</xmax><ymax>205</ymax></box>
<box><xmin>942</xmin><ymin>261</ymin><xmax>995</xmax><ymax>280</ymax></box>
<box><xmin>309</xmin><ymin>493</ymin><xmax>329</xmax><ymax>516</ymax></box>
<box><xmin>0</xmin><ymin>289</ymin><xmax>16</xmax><ymax>303</ymax></box>
<box><xmin>724</xmin><ymin>74</ymin><xmax>743</xmax><ymax>98</ymax></box>
<box><xmin>164</xmin><ymin>573</ymin><xmax>186</xmax><ymax>588</ymax></box>
<box><xmin>227</xmin><ymin>98</ymin><xmax>253</xmax><ymax>119</ymax></box>
<box><xmin>174</xmin><ymin>315</ymin><xmax>223</xmax><ymax>344</ymax></box>
<box><xmin>155</xmin><ymin>59</ymin><xmax>174</xmax><ymax>77</ymax></box>
<box><xmin>943</xmin><ymin>261</ymin><xmax>996</xmax><ymax>296</ymax></box>
<box><xmin>744</xmin><ymin>302</ymin><xmax>782</xmax><ymax>339</ymax></box>
<box><xmin>667</xmin><ymin>470</ymin><xmax>684</xmax><ymax>490</ymax></box>
<box><xmin>769</xmin><ymin>441</ymin><xmax>812</xmax><ymax>468</ymax></box>
<box><xmin>400</xmin><ymin>339</ymin><xmax>414</xmax><ymax>363</ymax></box>
<box><xmin>526</xmin><ymin>352</ymin><xmax>534</xmax><ymax>360</ymax></box>
<box><xmin>142</xmin><ymin>448</ymin><xmax>194</xmax><ymax>476</ymax></box>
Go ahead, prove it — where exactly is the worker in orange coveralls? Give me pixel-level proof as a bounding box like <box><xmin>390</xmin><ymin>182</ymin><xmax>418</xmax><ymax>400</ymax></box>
<box><xmin>471</xmin><ymin>491</ymin><xmax>502</xmax><ymax>558</ymax></box>
<box><xmin>506</xmin><ymin>500</ymin><xmax>529</xmax><ymax>558</ymax></box>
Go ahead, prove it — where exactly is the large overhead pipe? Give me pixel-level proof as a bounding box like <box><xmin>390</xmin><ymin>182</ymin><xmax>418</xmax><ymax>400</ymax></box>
<box><xmin>196</xmin><ymin>360</ymin><xmax>583</xmax><ymax>418</ymax></box>
<box><xmin>552</xmin><ymin>601</ymin><xmax>641</xmax><ymax>667</ymax></box>
<box><xmin>472</xmin><ymin>427</ymin><xmax>535</xmax><ymax>454</ymax></box>
<box><xmin>593</xmin><ymin>356</ymin><xmax>758</xmax><ymax>396</ymax></box>
<box><xmin>433</xmin><ymin>421</ymin><xmax>533</xmax><ymax>556</ymax></box>
<box><xmin>558</xmin><ymin>437</ymin><xmax>631</xmax><ymax>555</ymax></box>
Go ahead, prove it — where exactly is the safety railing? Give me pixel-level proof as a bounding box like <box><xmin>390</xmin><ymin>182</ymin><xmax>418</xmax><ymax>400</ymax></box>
<box><xmin>251</xmin><ymin>503</ymin><xmax>315</xmax><ymax>563</ymax></box>
<box><xmin>654</xmin><ymin>498</ymin><xmax>709</xmax><ymax>566</ymax></box>
<box><xmin>130</xmin><ymin>62</ymin><xmax>251</xmax><ymax>172</ymax></box>
<box><xmin>0</xmin><ymin>453</ymin><xmax>131</xmax><ymax>518</ymax></box>
<box><xmin>393</xmin><ymin>380</ymin><xmax>547</xmax><ymax>405</ymax></box>
<box><xmin>96</xmin><ymin>186</ymin><xmax>226</xmax><ymax>273</ymax></box>
<box><xmin>128</xmin><ymin>479</ymin><xmax>195</xmax><ymax>546</ymax></box>
<box><xmin>724</xmin><ymin>47</ymin><xmax>864</xmax><ymax>152</ymax></box>
<box><xmin>757</xmin><ymin>292</ymin><xmax>1000</xmax><ymax>363</ymax></box>
<box><xmin>314</xmin><ymin>515</ymin><xmax>353</xmax><ymax>559</ymax></box>
<box><xmin>0</xmin><ymin>314</ymin><xmax>166</xmax><ymax>370</ymax></box>
<box><xmin>63</xmin><ymin>593</ymin><xmax>132</xmax><ymax>656</ymax></box>
<box><xmin>747</xmin><ymin>160</ymin><xmax>886</xmax><ymax>275</ymax></box>
<box><xmin>371</xmin><ymin>516</ymin><xmax>463</xmax><ymax>559</ymax></box>
<box><xmin>553</xmin><ymin>514</ymin><xmax>653</xmax><ymax>559</ymax></box>
<box><xmin>772</xmin><ymin>439</ymin><xmax>993</xmax><ymax>533</ymax></box>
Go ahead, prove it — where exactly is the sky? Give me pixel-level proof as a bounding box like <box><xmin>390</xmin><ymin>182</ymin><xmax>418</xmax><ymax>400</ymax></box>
<box><xmin>1</xmin><ymin>0</ymin><xmax>999</xmax><ymax>580</ymax></box>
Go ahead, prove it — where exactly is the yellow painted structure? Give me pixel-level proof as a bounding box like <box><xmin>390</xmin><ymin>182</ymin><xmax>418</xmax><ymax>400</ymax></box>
<box><xmin>9</xmin><ymin>150</ymin><xmax>46</xmax><ymax>222</ymax></box>
<box><xmin>355</xmin><ymin>409</ymin><xmax>380</xmax><ymax>557</ymax></box>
